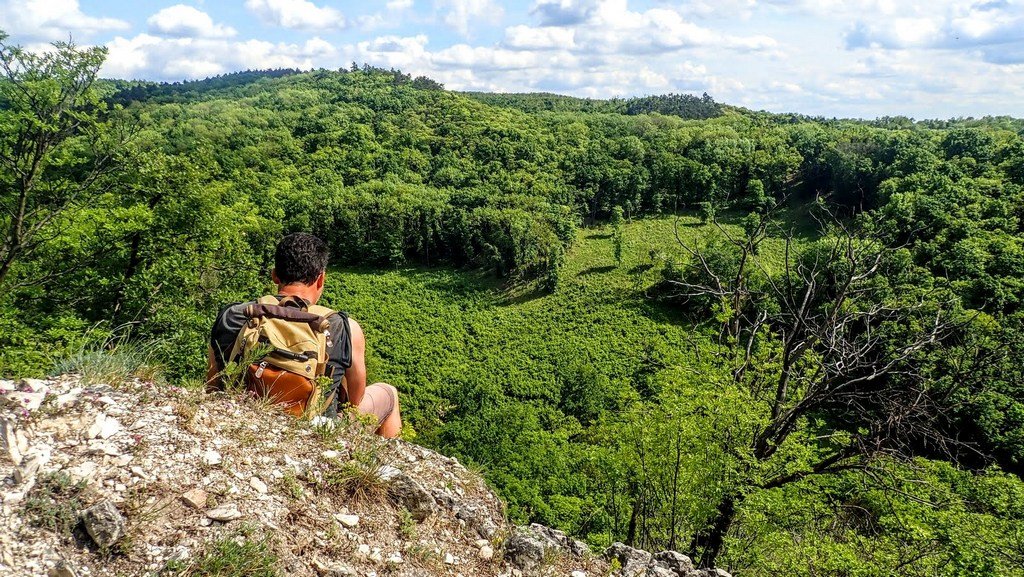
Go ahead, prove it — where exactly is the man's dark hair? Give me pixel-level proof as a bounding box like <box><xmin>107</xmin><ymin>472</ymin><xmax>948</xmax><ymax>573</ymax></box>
<box><xmin>274</xmin><ymin>233</ymin><xmax>329</xmax><ymax>285</ymax></box>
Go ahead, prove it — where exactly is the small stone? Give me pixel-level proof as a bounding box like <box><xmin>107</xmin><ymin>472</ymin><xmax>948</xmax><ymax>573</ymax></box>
<box><xmin>335</xmin><ymin>513</ymin><xmax>359</xmax><ymax>528</ymax></box>
<box><xmin>474</xmin><ymin>539</ymin><xmax>490</xmax><ymax>548</ymax></box>
<box><xmin>99</xmin><ymin>416</ymin><xmax>122</xmax><ymax>438</ymax></box>
<box><xmin>114</xmin><ymin>483</ymin><xmax>127</xmax><ymax>492</ymax></box>
<box><xmin>478</xmin><ymin>545</ymin><xmax>494</xmax><ymax>560</ymax></box>
<box><xmin>249</xmin><ymin>477</ymin><xmax>268</xmax><ymax>494</ymax></box>
<box><xmin>356</xmin><ymin>544</ymin><xmax>371</xmax><ymax>558</ymax></box>
<box><xmin>321</xmin><ymin>450</ymin><xmax>340</xmax><ymax>459</ymax></box>
<box><xmin>368</xmin><ymin>548</ymin><xmax>383</xmax><ymax>563</ymax></box>
<box><xmin>202</xmin><ymin>450</ymin><xmax>222</xmax><ymax>466</ymax></box>
<box><xmin>181</xmin><ymin>488</ymin><xmax>208</xmax><ymax>509</ymax></box>
<box><xmin>386</xmin><ymin>552</ymin><xmax>404</xmax><ymax>564</ymax></box>
<box><xmin>443</xmin><ymin>553</ymin><xmax>456</xmax><ymax>565</ymax></box>
<box><xmin>55</xmin><ymin>388</ymin><xmax>83</xmax><ymax>408</ymax></box>
<box><xmin>130</xmin><ymin>465</ymin><xmax>148</xmax><ymax>479</ymax></box>
<box><xmin>81</xmin><ymin>500</ymin><xmax>125</xmax><ymax>548</ymax></box>
<box><xmin>47</xmin><ymin>560</ymin><xmax>77</xmax><ymax>577</ymax></box>
<box><xmin>96</xmin><ymin>396</ymin><xmax>117</xmax><ymax>406</ymax></box>
<box><xmin>571</xmin><ymin>572</ymin><xmax>586</xmax><ymax>577</ymax></box>
<box><xmin>206</xmin><ymin>503</ymin><xmax>242</xmax><ymax>521</ymax></box>
<box><xmin>86</xmin><ymin>414</ymin><xmax>105</xmax><ymax>439</ymax></box>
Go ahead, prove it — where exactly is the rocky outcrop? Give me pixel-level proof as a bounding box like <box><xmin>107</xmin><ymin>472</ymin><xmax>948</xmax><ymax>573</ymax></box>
<box><xmin>1</xmin><ymin>375</ymin><xmax>732</xmax><ymax>577</ymax></box>
<box><xmin>605</xmin><ymin>542</ymin><xmax>730</xmax><ymax>577</ymax></box>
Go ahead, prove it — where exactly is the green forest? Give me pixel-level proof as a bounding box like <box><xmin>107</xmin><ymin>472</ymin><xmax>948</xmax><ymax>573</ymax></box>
<box><xmin>3</xmin><ymin>35</ymin><xmax>1024</xmax><ymax>575</ymax></box>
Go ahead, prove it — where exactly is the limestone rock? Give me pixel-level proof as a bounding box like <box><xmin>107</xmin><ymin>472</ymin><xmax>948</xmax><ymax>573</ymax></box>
<box><xmin>386</xmin><ymin>471</ymin><xmax>436</xmax><ymax>521</ymax></box>
<box><xmin>81</xmin><ymin>500</ymin><xmax>125</xmax><ymax>549</ymax></box>
<box><xmin>181</xmin><ymin>488</ymin><xmax>207</xmax><ymax>509</ymax></box>
<box><xmin>529</xmin><ymin>523</ymin><xmax>589</xmax><ymax>557</ymax></box>
<box><xmin>653</xmin><ymin>550</ymin><xmax>695</xmax><ymax>574</ymax></box>
<box><xmin>249</xmin><ymin>476</ymin><xmax>267</xmax><ymax>494</ymax></box>
<box><xmin>202</xmin><ymin>450</ymin><xmax>222</xmax><ymax>466</ymax></box>
<box><xmin>606</xmin><ymin>542</ymin><xmax>653</xmax><ymax>577</ymax></box>
<box><xmin>14</xmin><ymin>445</ymin><xmax>51</xmax><ymax>484</ymax></box>
<box><xmin>206</xmin><ymin>503</ymin><xmax>242</xmax><ymax>522</ymax></box>
<box><xmin>20</xmin><ymin>379</ymin><xmax>50</xmax><ymax>394</ymax></box>
<box><xmin>47</xmin><ymin>560</ymin><xmax>77</xmax><ymax>577</ymax></box>
<box><xmin>478</xmin><ymin>545</ymin><xmax>494</xmax><ymax>560</ymax></box>
<box><xmin>335</xmin><ymin>513</ymin><xmax>359</xmax><ymax>528</ymax></box>
<box><xmin>6</xmin><ymin>391</ymin><xmax>46</xmax><ymax>412</ymax></box>
<box><xmin>503</xmin><ymin>526</ymin><xmax>549</xmax><ymax>572</ymax></box>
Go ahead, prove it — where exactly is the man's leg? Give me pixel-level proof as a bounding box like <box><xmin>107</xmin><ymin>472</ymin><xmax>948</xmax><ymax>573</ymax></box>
<box><xmin>356</xmin><ymin>382</ymin><xmax>402</xmax><ymax>439</ymax></box>
<box><xmin>376</xmin><ymin>384</ymin><xmax>402</xmax><ymax>438</ymax></box>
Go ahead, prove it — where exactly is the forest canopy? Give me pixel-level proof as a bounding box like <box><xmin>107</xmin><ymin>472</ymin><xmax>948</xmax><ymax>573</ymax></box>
<box><xmin>3</xmin><ymin>36</ymin><xmax>1024</xmax><ymax>576</ymax></box>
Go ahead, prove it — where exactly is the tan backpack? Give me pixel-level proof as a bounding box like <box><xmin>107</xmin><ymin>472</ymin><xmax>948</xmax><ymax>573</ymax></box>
<box><xmin>227</xmin><ymin>295</ymin><xmax>337</xmax><ymax>417</ymax></box>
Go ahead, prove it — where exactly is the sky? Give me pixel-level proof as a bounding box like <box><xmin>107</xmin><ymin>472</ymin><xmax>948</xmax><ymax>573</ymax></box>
<box><xmin>1</xmin><ymin>0</ymin><xmax>1023</xmax><ymax>119</ymax></box>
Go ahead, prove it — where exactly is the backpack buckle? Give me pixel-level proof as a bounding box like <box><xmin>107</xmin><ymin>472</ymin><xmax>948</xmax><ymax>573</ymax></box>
<box><xmin>254</xmin><ymin>361</ymin><xmax>267</xmax><ymax>378</ymax></box>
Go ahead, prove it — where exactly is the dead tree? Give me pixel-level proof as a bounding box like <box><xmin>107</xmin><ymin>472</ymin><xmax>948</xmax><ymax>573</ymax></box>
<box><xmin>666</xmin><ymin>206</ymin><xmax>962</xmax><ymax>568</ymax></box>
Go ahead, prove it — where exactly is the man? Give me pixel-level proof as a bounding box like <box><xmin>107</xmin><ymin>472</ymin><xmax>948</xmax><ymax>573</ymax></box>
<box><xmin>206</xmin><ymin>233</ymin><xmax>402</xmax><ymax>438</ymax></box>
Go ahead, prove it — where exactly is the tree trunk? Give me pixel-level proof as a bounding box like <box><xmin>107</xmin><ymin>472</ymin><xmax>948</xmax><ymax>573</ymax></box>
<box><xmin>691</xmin><ymin>494</ymin><xmax>739</xmax><ymax>569</ymax></box>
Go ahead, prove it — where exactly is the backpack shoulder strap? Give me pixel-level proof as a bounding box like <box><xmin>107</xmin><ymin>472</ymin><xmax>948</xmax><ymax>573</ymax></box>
<box><xmin>306</xmin><ymin>304</ymin><xmax>336</xmax><ymax>318</ymax></box>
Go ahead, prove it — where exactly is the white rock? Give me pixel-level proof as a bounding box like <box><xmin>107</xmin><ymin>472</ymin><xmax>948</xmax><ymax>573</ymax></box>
<box><xmin>444</xmin><ymin>553</ymin><xmax>456</xmax><ymax>565</ymax></box>
<box><xmin>20</xmin><ymin>378</ymin><xmax>49</xmax><ymax>394</ymax></box>
<box><xmin>6</xmin><ymin>391</ymin><xmax>46</xmax><ymax>411</ymax></box>
<box><xmin>54</xmin><ymin>388</ymin><xmax>83</xmax><ymax>408</ymax></box>
<box><xmin>205</xmin><ymin>504</ymin><xmax>242</xmax><ymax>521</ymax></box>
<box><xmin>368</xmin><ymin>548</ymin><xmax>383</xmax><ymax>563</ymax></box>
<box><xmin>474</xmin><ymin>539</ymin><xmax>489</xmax><ymax>548</ymax></box>
<box><xmin>321</xmin><ymin>450</ymin><xmax>340</xmax><ymax>460</ymax></box>
<box><xmin>0</xmin><ymin>380</ymin><xmax>13</xmax><ymax>394</ymax></box>
<box><xmin>86</xmin><ymin>414</ymin><xmax>106</xmax><ymax>439</ymax></box>
<box><xmin>98</xmin><ymin>416</ymin><xmax>122</xmax><ymax>439</ymax></box>
<box><xmin>478</xmin><ymin>546</ymin><xmax>494</xmax><ymax>560</ymax></box>
<box><xmin>335</xmin><ymin>513</ymin><xmax>359</xmax><ymax>528</ymax></box>
<box><xmin>67</xmin><ymin>461</ymin><xmax>99</xmax><ymax>483</ymax></box>
<box><xmin>14</xmin><ymin>445</ymin><xmax>51</xmax><ymax>484</ymax></box>
<box><xmin>386</xmin><ymin>552</ymin><xmax>404</xmax><ymax>564</ymax></box>
<box><xmin>356</xmin><ymin>544</ymin><xmax>371</xmax><ymax>558</ymax></box>
<box><xmin>378</xmin><ymin>465</ymin><xmax>402</xmax><ymax>481</ymax></box>
<box><xmin>572</xmin><ymin>572</ymin><xmax>586</xmax><ymax>577</ymax></box>
<box><xmin>96</xmin><ymin>396</ymin><xmax>117</xmax><ymax>406</ymax></box>
<box><xmin>202</xmin><ymin>450</ymin><xmax>222</xmax><ymax>466</ymax></box>
<box><xmin>2</xmin><ymin>418</ymin><xmax>23</xmax><ymax>465</ymax></box>
<box><xmin>249</xmin><ymin>477</ymin><xmax>268</xmax><ymax>494</ymax></box>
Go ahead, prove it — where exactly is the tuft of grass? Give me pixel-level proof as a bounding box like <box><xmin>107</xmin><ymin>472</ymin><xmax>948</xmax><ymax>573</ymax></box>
<box><xmin>23</xmin><ymin>472</ymin><xmax>88</xmax><ymax>538</ymax></box>
<box><xmin>278</xmin><ymin>470</ymin><xmax>305</xmax><ymax>501</ymax></box>
<box><xmin>53</xmin><ymin>339</ymin><xmax>164</xmax><ymax>385</ymax></box>
<box><xmin>322</xmin><ymin>418</ymin><xmax>392</xmax><ymax>502</ymax></box>
<box><xmin>165</xmin><ymin>527</ymin><xmax>278</xmax><ymax>577</ymax></box>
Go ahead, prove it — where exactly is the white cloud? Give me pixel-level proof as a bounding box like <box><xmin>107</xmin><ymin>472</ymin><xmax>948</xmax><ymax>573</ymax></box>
<box><xmin>102</xmin><ymin>33</ymin><xmax>339</xmax><ymax>81</ymax></box>
<box><xmin>0</xmin><ymin>0</ymin><xmax>128</xmax><ymax>41</ymax></box>
<box><xmin>147</xmin><ymin>5</ymin><xmax>236</xmax><ymax>39</ymax></box>
<box><xmin>503</xmin><ymin>25</ymin><xmax>574</xmax><ymax>50</ymax></box>
<box><xmin>436</xmin><ymin>0</ymin><xmax>504</xmax><ymax>37</ymax></box>
<box><xmin>387</xmin><ymin>0</ymin><xmax>414</xmax><ymax>10</ymax></box>
<box><xmin>245</xmin><ymin>0</ymin><xmax>345</xmax><ymax>30</ymax></box>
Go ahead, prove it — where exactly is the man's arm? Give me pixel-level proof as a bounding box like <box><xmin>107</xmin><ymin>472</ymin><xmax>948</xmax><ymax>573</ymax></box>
<box><xmin>344</xmin><ymin>318</ymin><xmax>367</xmax><ymax>406</ymax></box>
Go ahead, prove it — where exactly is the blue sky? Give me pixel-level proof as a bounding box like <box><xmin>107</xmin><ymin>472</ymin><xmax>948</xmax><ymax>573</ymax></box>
<box><xmin>1</xmin><ymin>0</ymin><xmax>1023</xmax><ymax>119</ymax></box>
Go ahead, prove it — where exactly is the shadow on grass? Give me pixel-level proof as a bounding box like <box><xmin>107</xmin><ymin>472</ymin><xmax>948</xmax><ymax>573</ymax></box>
<box><xmin>577</xmin><ymin>265</ymin><xmax>616</xmax><ymax>277</ymax></box>
<box><xmin>586</xmin><ymin>233</ymin><xmax>613</xmax><ymax>239</ymax></box>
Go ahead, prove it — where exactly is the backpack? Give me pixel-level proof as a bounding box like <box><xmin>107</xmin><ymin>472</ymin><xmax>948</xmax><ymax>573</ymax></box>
<box><xmin>226</xmin><ymin>295</ymin><xmax>338</xmax><ymax>417</ymax></box>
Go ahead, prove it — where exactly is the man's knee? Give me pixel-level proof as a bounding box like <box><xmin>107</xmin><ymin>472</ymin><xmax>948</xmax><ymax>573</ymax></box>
<box><xmin>375</xmin><ymin>382</ymin><xmax>399</xmax><ymax>402</ymax></box>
